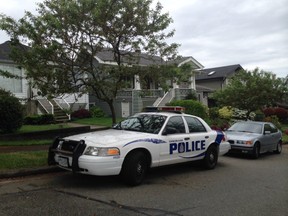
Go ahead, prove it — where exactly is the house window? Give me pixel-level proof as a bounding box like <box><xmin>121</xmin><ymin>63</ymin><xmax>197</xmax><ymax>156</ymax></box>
<box><xmin>0</xmin><ymin>65</ymin><xmax>23</xmax><ymax>93</ymax></box>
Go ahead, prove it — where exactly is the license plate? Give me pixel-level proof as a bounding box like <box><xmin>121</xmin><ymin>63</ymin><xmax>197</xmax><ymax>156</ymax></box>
<box><xmin>58</xmin><ymin>157</ymin><xmax>69</xmax><ymax>167</ymax></box>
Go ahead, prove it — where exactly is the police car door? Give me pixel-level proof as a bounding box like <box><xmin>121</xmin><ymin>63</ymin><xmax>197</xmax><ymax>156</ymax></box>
<box><xmin>183</xmin><ymin>116</ymin><xmax>210</xmax><ymax>160</ymax></box>
<box><xmin>159</xmin><ymin>116</ymin><xmax>190</xmax><ymax>166</ymax></box>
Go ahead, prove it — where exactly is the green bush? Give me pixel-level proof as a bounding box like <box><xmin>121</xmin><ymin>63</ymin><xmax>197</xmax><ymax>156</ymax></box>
<box><xmin>0</xmin><ymin>89</ymin><xmax>24</xmax><ymax>133</ymax></box>
<box><xmin>24</xmin><ymin>114</ymin><xmax>55</xmax><ymax>125</ymax></box>
<box><xmin>218</xmin><ymin>106</ymin><xmax>233</xmax><ymax>120</ymax></box>
<box><xmin>167</xmin><ymin>100</ymin><xmax>208</xmax><ymax>119</ymax></box>
<box><xmin>89</xmin><ymin>106</ymin><xmax>106</xmax><ymax>117</ymax></box>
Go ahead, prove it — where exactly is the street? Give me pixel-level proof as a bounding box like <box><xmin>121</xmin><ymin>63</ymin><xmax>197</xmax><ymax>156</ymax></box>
<box><xmin>1</xmin><ymin>145</ymin><xmax>288</xmax><ymax>216</ymax></box>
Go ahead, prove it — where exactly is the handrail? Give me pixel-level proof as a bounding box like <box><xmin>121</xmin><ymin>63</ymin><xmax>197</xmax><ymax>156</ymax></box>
<box><xmin>54</xmin><ymin>98</ymin><xmax>71</xmax><ymax>120</ymax></box>
<box><xmin>155</xmin><ymin>89</ymin><xmax>174</xmax><ymax>107</ymax></box>
<box><xmin>37</xmin><ymin>98</ymin><xmax>54</xmax><ymax>114</ymax></box>
<box><xmin>37</xmin><ymin>99</ymin><xmax>49</xmax><ymax>114</ymax></box>
<box><xmin>48</xmin><ymin>100</ymin><xmax>54</xmax><ymax>115</ymax></box>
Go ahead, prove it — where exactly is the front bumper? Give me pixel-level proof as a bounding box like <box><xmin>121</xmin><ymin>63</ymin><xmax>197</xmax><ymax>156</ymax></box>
<box><xmin>229</xmin><ymin>145</ymin><xmax>254</xmax><ymax>154</ymax></box>
<box><xmin>48</xmin><ymin>138</ymin><xmax>123</xmax><ymax>176</ymax></box>
<box><xmin>219</xmin><ymin>142</ymin><xmax>231</xmax><ymax>156</ymax></box>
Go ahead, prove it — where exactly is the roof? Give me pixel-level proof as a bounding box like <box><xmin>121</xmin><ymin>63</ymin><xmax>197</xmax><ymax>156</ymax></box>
<box><xmin>0</xmin><ymin>41</ymin><xmax>14</xmax><ymax>61</ymax></box>
<box><xmin>0</xmin><ymin>41</ymin><xmax>29</xmax><ymax>62</ymax></box>
<box><xmin>95</xmin><ymin>49</ymin><xmax>164</xmax><ymax>66</ymax></box>
<box><xmin>196</xmin><ymin>64</ymin><xmax>243</xmax><ymax>80</ymax></box>
<box><xmin>167</xmin><ymin>56</ymin><xmax>204</xmax><ymax>69</ymax></box>
<box><xmin>1</xmin><ymin>40</ymin><xmax>203</xmax><ymax>69</ymax></box>
<box><xmin>196</xmin><ymin>84</ymin><xmax>214</xmax><ymax>92</ymax></box>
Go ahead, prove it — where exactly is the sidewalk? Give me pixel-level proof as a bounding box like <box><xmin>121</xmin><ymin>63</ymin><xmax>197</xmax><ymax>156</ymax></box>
<box><xmin>0</xmin><ymin>123</ymin><xmax>109</xmax><ymax>179</ymax></box>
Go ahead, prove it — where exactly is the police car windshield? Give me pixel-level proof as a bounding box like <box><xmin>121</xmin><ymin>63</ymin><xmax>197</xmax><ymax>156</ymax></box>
<box><xmin>113</xmin><ymin>114</ymin><xmax>167</xmax><ymax>134</ymax></box>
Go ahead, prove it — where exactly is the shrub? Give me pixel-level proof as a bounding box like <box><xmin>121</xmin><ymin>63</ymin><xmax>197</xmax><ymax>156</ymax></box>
<box><xmin>263</xmin><ymin>107</ymin><xmax>288</xmax><ymax>123</ymax></box>
<box><xmin>184</xmin><ymin>92</ymin><xmax>197</xmax><ymax>100</ymax></box>
<box><xmin>90</xmin><ymin>106</ymin><xmax>106</xmax><ymax>118</ymax></box>
<box><xmin>264</xmin><ymin>115</ymin><xmax>281</xmax><ymax>129</ymax></box>
<box><xmin>71</xmin><ymin>108</ymin><xmax>91</xmax><ymax>119</ymax></box>
<box><xmin>254</xmin><ymin>110</ymin><xmax>265</xmax><ymax>121</ymax></box>
<box><xmin>263</xmin><ymin>107</ymin><xmax>275</xmax><ymax>117</ymax></box>
<box><xmin>218</xmin><ymin>106</ymin><xmax>233</xmax><ymax>120</ymax></box>
<box><xmin>0</xmin><ymin>89</ymin><xmax>24</xmax><ymax>133</ymax></box>
<box><xmin>210</xmin><ymin>118</ymin><xmax>230</xmax><ymax>131</ymax></box>
<box><xmin>232</xmin><ymin>108</ymin><xmax>255</xmax><ymax>120</ymax></box>
<box><xmin>167</xmin><ymin>100</ymin><xmax>208</xmax><ymax>119</ymax></box>
<box><xmin>24</xmin><ymin>114</ymin><xmax>55</xmax><ymax>125</ymax></box>
<box><xmin>274</xmin><ymin>107</ymin><xmax>288</xmax><ymax>122</ymax></box>
<box><xmin>209</xmin><ymin>107</ymin><xmax>220</xmax><ymax>119</ymax></box>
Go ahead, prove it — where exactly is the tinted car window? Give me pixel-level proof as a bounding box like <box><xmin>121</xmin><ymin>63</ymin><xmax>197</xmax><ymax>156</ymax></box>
<box><xmin>114</xmin><ymin>114</ymin><xmax>167</xmax><ymax>134</ymax></box>
<box><xmin>269</xmin><ymin>123</ymin><xmax>278</xmax><ymax>133</ymax></box>
<box><xmin>264</xmin><ymin>123</ymin><xmax>278</xmax><ymax>134</ymax></box>
<box><xmin>165</xmin><ymin>116</ymin><xmax>186</xmax><ymax>134</ymax></box>
<box><xmin>184</xmin><ymin>116</ymin><xmax>206</xmax><ymax>133</ymax></box>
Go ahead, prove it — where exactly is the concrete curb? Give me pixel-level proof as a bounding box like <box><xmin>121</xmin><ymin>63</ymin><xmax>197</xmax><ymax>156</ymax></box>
<box><xmin>0</xmin><ymin>166</ymin><xmax>64</xmax><ymax>179</ymax></box>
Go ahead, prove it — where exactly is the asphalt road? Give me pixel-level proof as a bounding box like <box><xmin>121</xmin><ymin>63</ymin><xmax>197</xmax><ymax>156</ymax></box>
<box><xmin>1</xmin><ymin>146</ymin><xmax>288</xmax><ymax>216</ymax></box>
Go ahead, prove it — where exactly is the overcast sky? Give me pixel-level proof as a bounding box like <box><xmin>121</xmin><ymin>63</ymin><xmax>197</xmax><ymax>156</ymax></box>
<box><xmin>1</xmin><ymin>0</ymin><xmax>287</xmax><ymax>77</ymax></box>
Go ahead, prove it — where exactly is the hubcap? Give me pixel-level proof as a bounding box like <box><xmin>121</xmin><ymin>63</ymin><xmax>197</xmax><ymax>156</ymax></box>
<box><xmin>209</xmin><ymin>153</ymin><xmax>215</xmax><ymax>162</ymax></box>
<box><xmin>136</xmin><ymin>163</ymin><xmax>143</xmax><ymax>175</ymax></box>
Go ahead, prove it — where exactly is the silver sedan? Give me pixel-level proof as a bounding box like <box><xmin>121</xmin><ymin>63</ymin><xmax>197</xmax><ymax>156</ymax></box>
<box><xmin>226</xmin><ymin>121</ymin><xmax>282</xmax><ymax>158</ymax></box>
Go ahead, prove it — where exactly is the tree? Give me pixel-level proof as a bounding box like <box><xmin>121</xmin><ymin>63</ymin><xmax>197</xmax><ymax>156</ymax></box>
<box><xmin>212</xmin><ymin>68</ymin><xmax>288</xmax><ymax>119</ymax></box>
<box><xmin>0</xmin><ymin>0</ymin><xmax>181</xmax><ymax>123</ymax></box>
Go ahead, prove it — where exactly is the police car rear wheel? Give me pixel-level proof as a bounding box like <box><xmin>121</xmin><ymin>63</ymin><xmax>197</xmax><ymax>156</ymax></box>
<box><xmin>203</xmin><ymin>145</ymin><xmax>218</xmax><ymax>169</ymax></box>
<box><xmin>121</xmin><ymin>151</ymin><xmax>148</xmax><ymax>186</ymax></box>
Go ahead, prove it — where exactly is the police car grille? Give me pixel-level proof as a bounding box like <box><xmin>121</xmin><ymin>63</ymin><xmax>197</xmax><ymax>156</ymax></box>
<box><xmin>61</xmin><ymin>140</ymin><xmax>80</xmax><ymax>152</ymax></box>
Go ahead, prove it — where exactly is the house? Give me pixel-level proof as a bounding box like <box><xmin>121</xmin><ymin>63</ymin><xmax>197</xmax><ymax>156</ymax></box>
<box><xmin>0</xmin><ymin>41</ymin><xmax>89</xmax><ymax>122</ymax></box>
<box><xmin>88</xmin><ymin>49</ymin><xmax>204</xmax><ymax>117</ymax></box>
<box><xmin>196</xmin><ymin>64</ymin><xmax>243</xmax><ymax>107</ymax></box>
<box><xmin>0</xmin><ymin>40</ymin><xmax>204</xmax><ymax>119</ymax></box>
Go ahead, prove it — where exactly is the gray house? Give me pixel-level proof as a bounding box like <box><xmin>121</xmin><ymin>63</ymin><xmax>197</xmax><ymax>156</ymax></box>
<box><xmin>196</xmin><ymin>64</ymin><xmax>243</xmax><ymax>107</ymax></box>
<box><xmin>1</xmin><ymin>41</ymin><xmax>205</xmax><ymax>119</ymax></box>
<box><xmin>89</xmin><ymin>49</ymin><xmax>204</xmax><ymax>117</ymax></box>
<box><xmin>0</xmin><ymin>41</ymin><xmax>89</xmax><ymax>121</ymax></box>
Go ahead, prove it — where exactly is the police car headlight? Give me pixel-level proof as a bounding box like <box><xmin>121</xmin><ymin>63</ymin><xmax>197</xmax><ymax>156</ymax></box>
<box><xmin>84</xmin><ymin>147</ymin><xmax>120</xmax><ymax>156</ymax></box>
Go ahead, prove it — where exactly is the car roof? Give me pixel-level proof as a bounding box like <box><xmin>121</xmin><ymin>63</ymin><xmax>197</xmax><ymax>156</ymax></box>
<box><xmin>234</xmin><ymin>121</ymin><xmax>269</xmax><ymax>126</ymax></box>
<box><xmin>135</xmin><ymin>111</ymin><xmax>199</xmax><ymax>118</ymax></box>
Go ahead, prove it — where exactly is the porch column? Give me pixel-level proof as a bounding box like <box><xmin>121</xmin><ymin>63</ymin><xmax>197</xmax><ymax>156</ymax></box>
<box><xmin>172</xmin><ymin>81</ymin><xmax>179</xmax><ymax>89</ymax></box>
<box><xmin>190</xmin><ymin>76</ymin><xmax>196</xmax><ymax>90</ymax></box>
<box><xmin>134</xmin><ymin>75</ymin><xmax>141</xmax><ymax>90</ymax></box>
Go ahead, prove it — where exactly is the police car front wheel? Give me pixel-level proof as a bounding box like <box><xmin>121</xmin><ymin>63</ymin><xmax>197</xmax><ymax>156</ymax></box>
<box><xmin>120</xmin><ymin>151</ymin><xmax>148</xmax><ymax>186</ymax></box>
<box><xmin>203</xmin><ymin>145</ymin><xmax>218</xmax><ymax>169</ymax></box>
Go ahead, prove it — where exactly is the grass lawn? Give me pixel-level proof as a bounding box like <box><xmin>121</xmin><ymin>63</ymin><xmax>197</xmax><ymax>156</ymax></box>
<box><xmin>17</xmin><ymin>124</ymin><xmax>70</xmax><ymax>133</ymax></box>
<box><xmin>72</xmin><ymin>117</ymin><xmax>124</xmax><ymax>127</ymax></box>
<box><xmin>0</xmin><ymin>151</ymin><xmax>48</xmax><ymax>170</ymax></box>
<box><xmin>281</xmin><ymin>124</ymin><xmax>288</xmax><ymax>144</ymax></box>
<box><xmin>0</xmin><ymin>139</ymin><xmax>52</xmax><ymax>146</ymax></box>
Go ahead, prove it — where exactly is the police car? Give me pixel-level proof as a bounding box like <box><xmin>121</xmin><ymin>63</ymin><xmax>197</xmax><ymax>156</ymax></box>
<box><xmin>48</xmin><ymin>106</ymin><xmax>230</xmax><ymax>186</ymax></box>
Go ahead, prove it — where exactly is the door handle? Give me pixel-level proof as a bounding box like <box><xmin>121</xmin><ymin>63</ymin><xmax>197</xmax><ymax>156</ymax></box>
<box><xmin>184</xmin><ymin>137</ymin><xmax>190</xmax><ymax>140</ymax></box>
<box><xmin>205</xmin><ymin>136</ymin><xmax>209</xmax><ymax>139</ymax></box>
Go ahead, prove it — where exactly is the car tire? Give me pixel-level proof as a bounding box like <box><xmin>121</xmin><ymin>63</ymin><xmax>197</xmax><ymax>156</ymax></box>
<box><xmin>274</xmin><ymin>141</ymin><xmax>282</xmax><ymax>154</ymax></box>
<box><xmin>252</xmin><ymin>143</ymin><xmax>260</xmax><ymax>159</ymax></box>
<box><xmin>203</xmin><ymin>145</ymin><xmax>218</xmax><ymax>169</ymax></box>
<box><xmin>120</xmin><ymin>151</ymin><xmax>148</xmax><ymax>186</ymax></box>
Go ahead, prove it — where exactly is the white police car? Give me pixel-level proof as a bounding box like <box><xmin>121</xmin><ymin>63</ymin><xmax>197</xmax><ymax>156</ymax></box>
<box><xmin>48</xmin><ymin>106</ymin><xmax>230</xmax><ymax>186</ymax></box>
